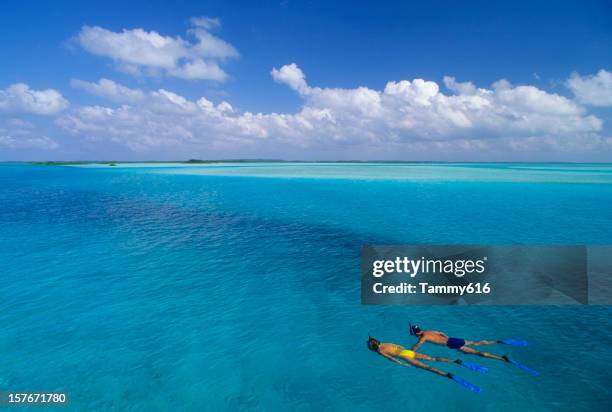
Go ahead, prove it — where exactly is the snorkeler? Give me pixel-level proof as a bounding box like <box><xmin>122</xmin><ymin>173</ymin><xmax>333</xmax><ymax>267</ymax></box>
<box><xmin>407</xmin><ymin>324</ymin><xmax>538</xmax><ymax>375</ymax></box>
<box><xmin>366</xmin><ymin>336</ymin><xmax>483</xmax><ymax>393</ymax></box>
<box><xmin>408</xmin><ymin>323</ymin><xmax>508</xmax><ymax>360</ymax></box>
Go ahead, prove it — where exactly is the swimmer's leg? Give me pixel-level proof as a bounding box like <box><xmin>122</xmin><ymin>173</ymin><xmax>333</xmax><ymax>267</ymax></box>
<box><xmin>414</xmin><ymin>353</ymin><xmax>456</xmax><ymax>363</ymax></box>
<box><xmin>409</xmin><ymin>358</ymin><xmax>483</xmax><ymax>392</ymax></box>
<box><xmin>465</xmin><ymin>340</ymin><xmax>498</xmax><ymax>346</ymax></box>
<box><xmin>406</xmin><ymin>359</ymin><xmax>449</xmax><ymax>377</ymax></box>
<box><xmin>416</xmin><ymin>352</ymin><xmax>487</xmax><ymax>372</ymax></box>
<box><xmin>459</xmin><ymin>345</ymin><xmax>506</xmax><ymax>361</ymax></box>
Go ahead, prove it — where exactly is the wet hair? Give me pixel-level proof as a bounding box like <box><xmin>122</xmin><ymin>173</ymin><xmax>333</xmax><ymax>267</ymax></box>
<box><xmin>367</xmin><ymin>336</ymin><xmax>380</xmax><ymax>351</ymax></box>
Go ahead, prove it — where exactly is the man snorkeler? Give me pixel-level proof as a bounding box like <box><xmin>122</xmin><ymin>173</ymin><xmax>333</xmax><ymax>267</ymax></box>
<box><xmin>408</xmin><ymin>323</ymin><xmax>527</xmax><ymax>362</ymax></box>
<box><xmin>366</xmin><ymin>335</ymin><xmax>483</xmax><ymax>392</ymax></box>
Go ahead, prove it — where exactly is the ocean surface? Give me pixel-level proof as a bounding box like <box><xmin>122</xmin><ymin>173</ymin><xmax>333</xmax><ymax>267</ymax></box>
<box><xmin>1</xmin><ymin>162</ymin><xmax>611</xmax><ymax>411</ymax></box>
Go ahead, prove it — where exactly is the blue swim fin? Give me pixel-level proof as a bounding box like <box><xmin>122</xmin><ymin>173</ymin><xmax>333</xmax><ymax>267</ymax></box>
<box><xmin>499</xmin><ymin>339</ymin><xmax>529</xmax><ymax>346</ymax></box>
<box><xmin>457</xmin><ymin>360</ymin><xmax>488</xmax><ymax>373</ymax></box>
<box><xmin>449</xmin><ymin>374</ymin><xmax>481</xmax><ymax>393</ymax></box>
<box><xmin>506</xmin><ymin>357</ymin><xmax>539</xmax><ymax>376</ymax></box>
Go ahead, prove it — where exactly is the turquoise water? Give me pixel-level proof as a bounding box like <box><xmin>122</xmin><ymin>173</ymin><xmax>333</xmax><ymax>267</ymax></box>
<box><xmin>1</xmin><ymin>163</ymin><xmax>611</xmax><ymax>411</ymax></box>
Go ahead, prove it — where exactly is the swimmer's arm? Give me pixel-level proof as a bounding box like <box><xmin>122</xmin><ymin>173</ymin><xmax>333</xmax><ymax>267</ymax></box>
<box><xmin>411</xmin><ymin>337</ymin><xmax>426</xmax><ymax>351</ymax></box>
<box><xmin>379</xmin><ymin>352</ymin><xmax>406</xmax><ymax>366</ymax></box>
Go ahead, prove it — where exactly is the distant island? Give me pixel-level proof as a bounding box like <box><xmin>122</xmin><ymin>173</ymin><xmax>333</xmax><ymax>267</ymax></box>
<box><xmin>27</xmin><ymin>160</ymin><xmax>611</xmax><ymax>166</ymax></box>
<box><xmin>31</xmin><ymin>159</ymin><xmax>436</xmax><ymax>166</ymax></box>
<box><xmin>32</xmin><ymin>159</ymin><xmax>283</xmax><ymax>166</ymax></box>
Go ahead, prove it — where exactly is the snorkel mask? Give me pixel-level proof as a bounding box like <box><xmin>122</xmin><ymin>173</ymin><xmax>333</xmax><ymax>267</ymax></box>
<box><xmin>367</xmin><ymin>335</ymin><xmax>380</xmax><ymax>351</ymax></box>
<box><xmin>409</xmin><ymin>322</ymin><xmax>421</xmax><ymax>336</ymax></box>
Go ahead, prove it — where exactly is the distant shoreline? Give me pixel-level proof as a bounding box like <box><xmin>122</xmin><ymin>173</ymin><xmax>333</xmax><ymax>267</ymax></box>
<box><xmin>15</xmin><ymin>159</ymin><xmax>612</xmax><ymax>166</ymax></box>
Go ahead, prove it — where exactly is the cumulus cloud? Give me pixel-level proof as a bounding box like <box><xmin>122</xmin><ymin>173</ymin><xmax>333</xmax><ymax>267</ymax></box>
<box><xmin>71</xmin><ymin>78</ymin><xmax>144</xmax><ymax>103</ymax></box>
<box><xmin>0</xmin><ymin>83</ymin><xmax>68</xmax><ymax>115</ymax></box>
<box><xmin>76</xmin><ymin>16</ymin><xmax>238</xmax><ymax>81</ymax></box>
<box><xmin>566</xmin><ymin>69</ymin><xmax>612</xmax><ymax>106</ymax></box>
<box><xmin>55</xmin><ymin>63</ymin><xmax>605</xmax><ymax>156</ymax></box>
<box><xmin>271</xmin><ymin>63</ymin><xmax>310</xmax><ymax>95</ymax></box>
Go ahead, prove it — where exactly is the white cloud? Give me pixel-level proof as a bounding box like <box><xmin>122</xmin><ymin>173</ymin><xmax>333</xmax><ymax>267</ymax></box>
<box><xmin>0</xmin><ymin>118</ymin><xmax>58</xmax><ymax>151</ymax></box>
<box><xmin>271</xmin><ymin>63</ymin><xmax>310</xmax><ymax>95</ymax></box>
<box><xmin>76</xmin><ymin>16</ymin><xmax>238</xmax><ymax>81</ymax></box>
<box><xmin>0</xmin><ymin>83</ymin><xmax>68</xmax><ymax>115</ymax></box>
<box><xmin>167</xmin><ymin>59</ymin><xmax>227</xmax><ymax>80</ymax></box>
<box><xmin>56</xmin><ymin>63</ymin><xmax>604</xmax><ymax>157</ymax></box>
<box><xmin>566</xmin><ymin>69</ymin><xmax>612</xmax><ymax>106</ymax></box>
<box><xmin>443</xmin><ymin>76</ymin><xmax>477</xmax><ymax>95</ymax></box>
<box><xmin>189</xmin><ymin>16</ymin><xmax>221</xmax><ymax>31</ymax></box>
<box><xmin>188</xmin><ymin>17</ymin><xmax>238</xmax><ymax>59</ymax></box>
<box><xmin>0</xmin><ymin>134</ymin><xmax>58</xmax><ymax>150</ymax></box>
<box><xmin>71</xmin><ymin>78</ymin><xmax>144</xmax><ymax>103</ymax></box>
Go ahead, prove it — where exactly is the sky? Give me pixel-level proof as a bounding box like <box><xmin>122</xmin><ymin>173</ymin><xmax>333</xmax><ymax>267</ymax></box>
<box><xmin>0</xmin><ymin>0</ymin><xmax>611</xmax><ymax>161</ymax></box>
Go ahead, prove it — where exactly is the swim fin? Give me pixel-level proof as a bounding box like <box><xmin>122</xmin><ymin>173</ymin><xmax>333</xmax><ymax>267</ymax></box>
<box><xmin>499</xmin><ymin>339</ymin><xmax>529</xmax><ymax>346</ymax></box>
<box><xmin>449</xmin><ymin>374</ymin><xmax>481</xmax><ymax>393</ymax></box>
<box><xmin>457</xmin><ymin>360</ymin><xmax>488</xmax><ymax>373</ymax></box>
<box><xmin>506</xmin><ymin>357</ymin><xmax>539</xmax><ymax>376</ymax></box>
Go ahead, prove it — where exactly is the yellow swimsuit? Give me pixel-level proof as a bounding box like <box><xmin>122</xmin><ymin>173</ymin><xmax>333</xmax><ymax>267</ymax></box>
<box><xmin>387</xmin><ymin>344</ymin><xmax>416</xmax><ymax>359</ymax></box>
<box><xmin>399</xmin><ymin>349</ymin><xmax>416</xmax><ymax>359</ymax></box>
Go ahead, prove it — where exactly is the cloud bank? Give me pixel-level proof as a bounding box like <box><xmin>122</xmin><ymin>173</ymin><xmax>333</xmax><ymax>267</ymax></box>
<box><xmin>54</xmin><ymin>64</ymin><xmax>606</xmax><ymax>158</ymax></box>
<box><xmin>0</xmin><ymin>41</ymin><xmax>609</xmax><ymax>160</ymax></box>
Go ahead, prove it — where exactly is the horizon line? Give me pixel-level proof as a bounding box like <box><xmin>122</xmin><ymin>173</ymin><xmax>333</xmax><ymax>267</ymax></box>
<box><xmin>3</xmin><ymin>159</ymin><xmax>612</xmax><ymax>165</ymax></box>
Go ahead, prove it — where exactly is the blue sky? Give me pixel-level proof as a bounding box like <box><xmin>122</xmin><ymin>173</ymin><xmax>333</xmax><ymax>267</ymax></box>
<box><xmin>1</xmin><ymin>0</ymin><xmax>611</xmax><ymax>161</ymax></box>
